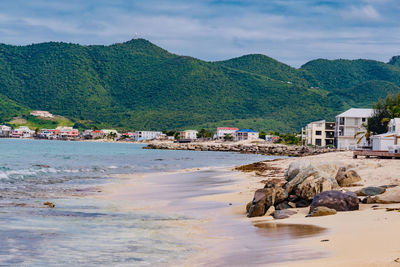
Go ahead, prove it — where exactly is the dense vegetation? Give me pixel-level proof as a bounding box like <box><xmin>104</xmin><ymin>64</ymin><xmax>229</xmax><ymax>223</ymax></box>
<box><xmin>367</xmin><ymin>91</ymin><xmax>400</xmax><ymax>135</ymax></box>
<box><xmin>0</xmin><ymin>38</ymin><xmax>400</xmax><ymax>132</ymax></box>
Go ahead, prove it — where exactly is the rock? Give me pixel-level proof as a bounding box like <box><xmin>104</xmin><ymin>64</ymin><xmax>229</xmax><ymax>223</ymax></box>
<box><xmin>265</xmin><ymin>206</ymin><xmax>275</xmax><ymax>216</ymax></box>
<box><xmin>247</xmin><ymin>186</ymin><xmax>288</xmax><ymax>217</ymax></box>
<box><xmin>43</xmin><ymin>201</ymin><xmax>55</xmax><ymax>208</ymax></box>
<box><xmin>285</xmin><ymin>161</ymin><xmax>310</xmax><ymax>181</ymax></box>
<box><xmin>370</xmin><ymin>187</ymin><xmax>400</xmax><ymax>204</ymax></box>
<box><xmin>336</xmin><ymin>169</ymin><xmax>361</xmax><ymax>187</ymax></box>
<box><xmin>288</xmin><ymin>202</ymin><xmax>296</xmax><ymax>208</ymax></box>
<box><xmin>310</xmin><ymin>190</ymin><xmax>359</xmax><ymax>212</ymax></box>
<box><xmin>294</xmin><ymin>198</ymin><xmax>311</xmax><ymax>208</ymax></box>
<box><xmin>273</xmin><ymin>210</ymin><xmax>297</xmax><ymax>219</ymax></box>
<box><xmin>361</xmin><ymin>196</ymin><xmax>376</xmax><ymax>204</ymax></box>
<box><xmin>356</xmin><ymin>186</ymin><xmax>386</xmax><ymax>196</ymax></box>
<box><xmin>285</xmin><ymin>164</ymin><xmax>339</xmax><ymax>197</ymax></box>
<box><xmin>275</xmin><ymin>201</ymin><xmax>291</xmax><ymax>210</ymax></box>
<box><xmin>307</xmin><ymin>206</ymin><xmax>337</xmax><ymax>217</ymax></box>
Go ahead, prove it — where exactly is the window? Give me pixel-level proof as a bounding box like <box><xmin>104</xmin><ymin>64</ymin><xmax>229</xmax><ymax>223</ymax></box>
<box><xmin>339</xmin><ymin>117</ymin><xmax>345</xmax><ymax>125</ymax></box>
<box><xmin>315</xmin><ymin>139</ymin><xmax>322</xmax><ymax>146</ymax></box>
<box><xmin>362</xmin><ymin>118</ymin><xmax>366</xmax><ymax>122</ymax></box>
<box><xmin>315</xmin><ymin>131</ymin><xmax>322</xmax><ymax>135</ymax></box>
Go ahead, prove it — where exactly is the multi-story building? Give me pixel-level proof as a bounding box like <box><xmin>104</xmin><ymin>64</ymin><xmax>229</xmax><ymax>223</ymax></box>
<box><xmin>215</xmin><ymin>127</ymin><xmax>239</xmax><ymax>140</ymax></box>
<box><xmin>135</xmin><ymin>131</ymin><xmax>162</xmax><ymax>141</ymax></box>
<box><xmin>179</xmin><ymin>130</ymin><xmax>198</xmax><ymax>140</ymax></box>
<box><xmin>11</xmin><ymin>126</ymin><xmax>34</xmax><ymax>138</ymax></box>
<box><xmin>371</xmin><ymin>118</ymin><xmax>400</xmax><ymax>151</ymax></box>
<box><xmin>335</xmin><ymin>108</ymin><xmax>374</xmax><ymax>149</ymax></box>
<box><xmin>0</xmin><ymin>125</ymin><xmax>11</xmax><ymax>137</ymax></box>
<box><xmin>304</xmin><ymin>120</ymin><xmax>335</xmax><ymax>147</ymax></box>
<box><xmin>234</xmin><ymin>129</ymin><xmax>259</xmax><ymax>141</ymax></box>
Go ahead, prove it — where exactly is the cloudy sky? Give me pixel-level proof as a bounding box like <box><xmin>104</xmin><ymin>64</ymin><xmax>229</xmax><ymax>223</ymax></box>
<box><xmin>0</xmin><ymin>0</ymin><xmax>399</xmax><ymax>67</ymax></box>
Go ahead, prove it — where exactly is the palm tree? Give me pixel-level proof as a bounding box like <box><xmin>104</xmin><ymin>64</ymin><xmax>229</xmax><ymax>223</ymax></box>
<box><xmin>354</xmin><ymin>123</ymin><xmax>372</xmax><ymax>146</ymax></box>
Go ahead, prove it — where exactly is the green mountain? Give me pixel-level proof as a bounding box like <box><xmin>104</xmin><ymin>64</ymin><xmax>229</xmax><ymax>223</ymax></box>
<box><xmin>0</xmin><ymin>38</ymin><xmax>399</xmax><ymax>132</ymax></box>
<box><xmin>0</xmin><ymin>93</ymin><xmax>29</xmax><ymax>123</ymax></box>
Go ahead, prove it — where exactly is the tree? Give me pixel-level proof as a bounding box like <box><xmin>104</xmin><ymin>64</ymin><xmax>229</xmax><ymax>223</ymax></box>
<box><xmin>197</xmin><ymin>128</ymin><xmax>213</xmax><ymax>138</ymax></box>
<box><xmin>224</xmin><ymin>134</ymin><xmax>233</xmax><ymax>141</ymax></box>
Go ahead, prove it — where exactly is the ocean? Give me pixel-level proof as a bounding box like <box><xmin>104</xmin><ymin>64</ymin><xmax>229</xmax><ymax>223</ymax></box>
<box><xmin>0</xmin><ymin>139</ymin><xmax>282</xmax><ymax>266</ymax></box>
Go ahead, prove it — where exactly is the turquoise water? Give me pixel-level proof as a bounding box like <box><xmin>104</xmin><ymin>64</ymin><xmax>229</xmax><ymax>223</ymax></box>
<box><xmin>0</xmin><ymin>139</ymin><xmax>276</xmax><ymax>266</ymax></box>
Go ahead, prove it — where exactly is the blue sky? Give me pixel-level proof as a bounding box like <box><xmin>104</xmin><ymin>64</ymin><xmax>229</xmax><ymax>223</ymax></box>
<box><xmin>0</xmin><ymin>0</ymin><xmax>399</xmax><ymax>67</ymax></box>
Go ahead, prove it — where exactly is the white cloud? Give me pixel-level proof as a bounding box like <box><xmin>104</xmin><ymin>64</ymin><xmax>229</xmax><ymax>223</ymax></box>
<box><xmin>342</xmin><ymin>5</ymin><xmax>381</xmax><ymax>20</ymax></box>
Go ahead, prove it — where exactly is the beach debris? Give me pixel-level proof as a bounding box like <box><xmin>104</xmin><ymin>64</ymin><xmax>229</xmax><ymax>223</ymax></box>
<box><xmin>386</xmin><ymin>207</ymin><xmax>400</xmax><ymax>212</ymax></box>
<box><xmin>309</xmin><ymin>190</ymin><xmax>359</xmax><ymax>213</ymax></box>
<box><xmin>320</xmin><ymin>239</ymin><xmax>330</xmax><ymax>242</ymax></box>
<box><xmin>395</xmin><ymin>258</ymin><xmax>400</xmax><ymax>263</ymax></box>
<box><xmin>356</xmin><ymin>186</ymin><xmax>386</xmax><ymax>196</ymax></box>
<box><xmin>307</xmin><ymin>206</ymin><xmax>337</xmax><ymax>217</ymax></box>
<box><xmin>273</xmin><ymin>210</ymin><xmax>297</xmax><ymax>219</ymax></box>
<box><xmin>43</xmin><ymin>201</ymin><xmax>55</xmax><ymax>208</ymax></box>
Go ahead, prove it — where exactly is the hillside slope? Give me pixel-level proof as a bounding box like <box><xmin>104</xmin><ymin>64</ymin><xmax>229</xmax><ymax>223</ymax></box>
<box><xmin>0</xmin><ymin>39</ymin><xmax>399</xmax><ymax>131</ymax></box>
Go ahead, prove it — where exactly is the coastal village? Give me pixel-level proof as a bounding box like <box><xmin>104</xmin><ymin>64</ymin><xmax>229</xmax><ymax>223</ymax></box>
<box><xmin>2</xmin><ymin>108</ymin><xmax>399</xmax><ymax>156</ymax></box>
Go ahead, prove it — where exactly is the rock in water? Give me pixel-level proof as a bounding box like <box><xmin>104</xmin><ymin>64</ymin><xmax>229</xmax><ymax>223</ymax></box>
<box><xmin>273</xmin><ymin>210</ymin><xmax>297</xmax><ymax>219</ymax></box>
<box><xmin>310</xmin><ymin>190</ymin><xmax>359</xmax><ymax>212</ymax></box>
<box><xmin>43</xmin><ymin>201</ymin><xmax>55</xmax><ymax>208</ymax></box>
<box><xmin>356</xmin><ymin>186</ymin><xmax>386</xmax><ymax>196</ymax></box>
<box><xmin>307</xmin><ymin>206</ymin><xmax>337</xmax><ymax>217</ymax></box>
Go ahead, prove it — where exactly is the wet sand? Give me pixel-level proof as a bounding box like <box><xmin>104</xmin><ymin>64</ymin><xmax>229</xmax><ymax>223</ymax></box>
<box><xmin>97</xmin><ymin>167</ymin><xmax>329</xmax><ymax>266</ymax></box>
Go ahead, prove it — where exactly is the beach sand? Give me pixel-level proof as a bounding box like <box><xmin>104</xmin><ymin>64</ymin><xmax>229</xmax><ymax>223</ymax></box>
<box><xmin>97</xmin><ymin>151</ymin><xmax>400</xmax><ymax>266</ymax></box>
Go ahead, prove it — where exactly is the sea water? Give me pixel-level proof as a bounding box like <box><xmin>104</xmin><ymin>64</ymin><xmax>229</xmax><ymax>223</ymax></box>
<box><xmin>0</xmin><ymin>139</ymin><xmax>278</xmax><ymax>266</ymax></box>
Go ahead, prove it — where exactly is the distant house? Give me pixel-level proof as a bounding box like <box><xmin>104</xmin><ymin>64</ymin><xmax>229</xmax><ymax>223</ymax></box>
<box><xmin>0</xmin><ymin>125</ymin><xmax>12</xmax><ymax>137</ymax></box>
<box><xmin>234</xmin><ymin>129</ymin><xmax>259</xmax><ymax>141</ymax></box>
<box><xmin>11</xmin><ymin>126</ymin><xmax>34</xmax><ymax>138</ymax></box>
<box><xmin>30</xmin><ymin>110</ymin><xmax>54</xmax><ymax>118</ymax></box>
<box><xmin>90</xmin><ymin>130</ymin><xmax>105</xmax><ymax>139</ymax></box>
<box><xmin>371</xmin><ymin>118</ymin><xmax>400</xmax><ymax>151</ymax></box>
<box><xmin>38</xmin><ymin>129</ymin><xmax>57</xmax><ymax>139</ymax></box>
<box><xmin>265</xmin><ymin>135</ymin><xmax>280</xmax><ymax>143</ymax></box>
<box><xmin>56</xmin><ymin>126</ymin><xmax>79</xmax><ymax>139</ymax></box>
<box><xmin>121</xmin><ymin>132</ymin><xmax>136</xmax><ymax>139</ymax></box>
<box><xmin>215</xmin><ymin>127</ymin><xmax>239</xmax><ymax>140</ymax></box>
<box><xmin>180</xmin><ymin>130</ymin><xmax>198</xmax><ymax>140</ymax></box>
<box><xmin>101</xmin><ymin>129</ymin><xmax>120</xmax><ymax>139</ymax></box>
<box><xmin>303</xmin><ymin>120</ymin><xmax>335</xmax><ymax>147</ymax></box>
<box><xmin>135</xmin><ymin>131</ymin><xmax>162</xmax><ymax>141</ymax></box>
<box><xmin>335</xmin><ymin>108</ymin><xmax>374</xmax><ymax>149</ymax></box>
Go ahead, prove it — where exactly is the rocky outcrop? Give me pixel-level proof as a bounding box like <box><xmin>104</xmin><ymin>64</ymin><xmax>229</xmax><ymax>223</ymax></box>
<box><xmin>145</xmin><ymin>142</ymin><xmax>334</xmax><ymax>157</ymax></box>
<box><xmin>307</xmin><ymin>206</ymin><xmax>337</xmax><ymax>217</ymax></box>
<box><xmin>309</xmin><ymin>190</ymin><xmax>359</xmax><ymax>212</ymax></box>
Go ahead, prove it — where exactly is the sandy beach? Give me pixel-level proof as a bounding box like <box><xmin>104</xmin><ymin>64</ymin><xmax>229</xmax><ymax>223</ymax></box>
<box><xmin>96</xmin><ymin>151</ymin><xmax>400</xmax><ymax>266</ymax></box>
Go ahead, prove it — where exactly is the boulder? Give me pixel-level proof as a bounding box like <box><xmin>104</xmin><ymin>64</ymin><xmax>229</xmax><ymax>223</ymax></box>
<box><xmin>275</xmin><ymin>201</ymin><xmax>291</xmax><ymax>210</ymax></box>
<box><xmin>294</xmin><ymin>198</ymin><xmax>311</xmax><ymax>208</ymax></box>
<box><xmin>370</xmin><ymin>187</ymin><xmax>400</xmax><ymax>204</ymax></box>
<box><xmin>273</xmin><ymin>210</ymin><xmax>297</xmax><ymax>219</ymax></box>
<box><xmin>295</xmin><ymin>174</ymin><xmax>339</xmax><ymax>200</ymax></box>
<box><xmin>336</xmin><ymin>169</ymin><xmax>361</xmax><ymax>187</ymax></box>
<box><xmin>309</xmin><ymin>190</ymin><xmax>359</xmax><ymax>212</ymax></box>
<box><xmin>307</xmin><ymin>206</ymin><xmax>337</xmax><ymax>217</ymax></box>
<box><xmin>285</xmin><ymin>161</ymin><xmax>310</xmax><ymax>181</ymax></box>
<box><xmin>265</xmin><ymin>206</ymin><xmax>275</xmax><ymax>216</ymax></box>
<box><xmin>247</xmin><ymin>186</ymin><xmax>288</xmax><ymax>217</ymax></box>
<box><xmin>356</xmin><ymin>186</ymin><xmax>386</xmax><ymax>196</ymax></box>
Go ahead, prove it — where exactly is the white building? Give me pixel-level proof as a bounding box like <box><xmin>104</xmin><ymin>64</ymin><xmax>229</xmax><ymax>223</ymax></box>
<box><xmin>101</xmin><ymin>129</ymin><xmax>120</xmax><ymax>138</ymax></box>
<box><xmin>215</xmin><ymin>127</ymin><xmax>239</xmax><ymax>140</ymax></box>
<box><xmin>234</xmin><ymin>129</ymin><xmax>259</xmax><ymax>141</ymax></box>
<box><xmin>303</xmin><ymin>120</ymin><xmax>335</xmax><ymax>147</ymax></box>
<box><xmin>371</xmin><ymin>118</ymin><xmax>400</xmax><ymax>151</ymax></box>
<box><xmin>135</xmin><ymin>131</ymin><xmax>162</xmax><ymax>141</ymax></box>
<box><xmin>11</xmin><ymin>126</ymin><xmax>35</xmax><ymax>138</ymax></box>
<box><xmin>335</xmin><ymin>108</ymin><xmax>374</xmax><ymax>149</ymax></box>
<box><xmin>180</xmin><ymin>130</ymin><xmax>198</xmax><ymax>140</ymax></box>
<box><xmin>0</xmin><ymin>125</ymin><xmax>11</xmax><ymax>137</ymax></box>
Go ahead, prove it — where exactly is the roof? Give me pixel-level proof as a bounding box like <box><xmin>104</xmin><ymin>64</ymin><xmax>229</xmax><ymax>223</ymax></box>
<box><xmin>217</xmin><ymin>127</ymin><xmax>239</xmax><ymax>130</ymax></box>
<box><xmin>237</xmin><ymin>129</ymin><xmax>257</xmax><ymax>133</ymax></box>
<box><xmin>336</xmin><ymin>108</ymin><xmax>374</xmax><ymax>118</ymax></box>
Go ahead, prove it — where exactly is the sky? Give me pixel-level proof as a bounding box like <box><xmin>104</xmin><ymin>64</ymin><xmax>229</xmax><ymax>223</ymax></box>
<box><xmin>0</xmin><ymin>0</ymin><xmax>399</xmax><ymax>67</ymax></box>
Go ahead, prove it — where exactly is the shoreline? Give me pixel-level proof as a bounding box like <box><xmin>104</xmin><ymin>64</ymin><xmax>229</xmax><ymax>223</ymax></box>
<box><xmin>235</xmin><ymin>151</ymin><xmax>400</xmax><ymax>266</ymax></box>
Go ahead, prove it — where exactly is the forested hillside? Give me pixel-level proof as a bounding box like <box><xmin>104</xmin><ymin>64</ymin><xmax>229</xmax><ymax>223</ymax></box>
<box><xmin>0</xmin><ymin>38</ymin><xmax>399</xmax><ymax>131</ymax></box>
